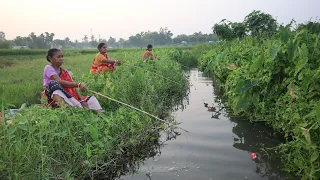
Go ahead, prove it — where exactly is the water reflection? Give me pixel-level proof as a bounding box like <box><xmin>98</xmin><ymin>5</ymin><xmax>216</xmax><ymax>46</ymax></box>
<box><xmin>120</xmin><ymin>69</ymin><xmax>294</xmax><ymax>180</ymax></box>
<box><xmin>210</xmin><ymin>76</ymin><xmax>294</xmax><ymax>180</ymax></box>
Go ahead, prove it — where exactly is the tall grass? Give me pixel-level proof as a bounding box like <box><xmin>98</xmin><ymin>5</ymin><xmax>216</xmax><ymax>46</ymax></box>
<box><xmin>0</xmin><ymin>49</ymin><xmax>189</xmax><ymax>179</ymax></box>
<box><xmin>0</xmin><ymin>52</ymin><xmax>123</xmax><ymax>106</ymax></box>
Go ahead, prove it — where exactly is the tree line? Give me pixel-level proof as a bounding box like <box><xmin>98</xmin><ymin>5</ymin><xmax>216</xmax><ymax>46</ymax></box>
<box><xmin>0</xmin><ymin>27</ymin><xmax>217</xmax><ymax>49</ymax></box>
<box><xmin>211</xmin><ymin>10</ymin><xmax>318</xmax><ymax>41</ymax></box>
<box><xmin>1</xmin><ymin>10</ymin><xmax>315</xmax><ymax>49</ymax></box>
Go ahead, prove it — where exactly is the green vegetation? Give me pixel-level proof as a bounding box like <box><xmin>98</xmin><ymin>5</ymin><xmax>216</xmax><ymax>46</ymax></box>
<box><xmin>1</xmin><ymin>9</ymin><xmax>320</xmax><ymax>180</ymax></box>
<box><xmin>0</xmin><ymin>49</ymin><xmax>189</xmax><ymax>179</ymax></box>
<box><xmin>0</xmin><ymin>26</ymin><xmax>216</xmax><ymax>50</ymax></box>
<box><xmin>0</xmin><ymin>48</ymin><xmax>188</xmax><ymax>106</ymax></box>
<box><xmin>200</xmin><ymin>20</ymin><xmax>320</xmax><ymax>179</ymax></box>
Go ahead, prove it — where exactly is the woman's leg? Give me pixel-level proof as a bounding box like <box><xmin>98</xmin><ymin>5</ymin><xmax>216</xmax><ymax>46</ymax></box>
<box><xmin>52</xmin><ymin>93</ymin><xmax>65</xmax><ymax>107</ymax></box>
<box><xmin>52</xmin><ymin>90</ymin><xmax>82</xmax><ymax>108</ymax></box>
<box><xmin>87</xmin><ymin>96</ymin><xmax>103</xmax><ymax>113</ymax></box>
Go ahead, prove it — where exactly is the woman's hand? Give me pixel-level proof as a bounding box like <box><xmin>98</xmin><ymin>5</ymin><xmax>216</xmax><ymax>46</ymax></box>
<box><xmin>80</xmin><ymin>101</ymin><xmax>89</xmax><ymax>108</ymax></box>
<box><xmin>79</xmin><ymin>83</ymin><xmax>88</xmax><ymax>91</ymax></box>
<box><xmin>115</xmin><ymin>60</ymin><xmax>122</xmax><ymax>66</ymax></box>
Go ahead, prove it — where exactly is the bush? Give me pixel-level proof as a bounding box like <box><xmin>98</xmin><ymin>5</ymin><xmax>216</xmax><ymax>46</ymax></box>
<box><xmin>198</xmin><ymin>23</ymin><xmax>320</xmax><ymax>179</ymax></box>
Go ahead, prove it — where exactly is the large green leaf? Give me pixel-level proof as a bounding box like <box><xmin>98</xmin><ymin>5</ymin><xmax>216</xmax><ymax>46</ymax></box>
<box><xmin>269</xmin><ymin>45</ymin><xmax>280</xmax><ymax>60</ymax></box>
<box><xmin>311</xmin><ymin>151</ymin><xmax>319</xmax><ymax>162</ymax></box>
<box><xmin>287</xmin><ymin>39</ymin><xmax>298</xmax><ymax>61</ymax></box>
<box><xmin>280</xmin><ymin>26</ymin><xmax>290</xmax><ymax>44</ymax></box>
<box><xmin>316</xmin><ymin>105</ymin><xmax>320</xmax><ymax>122</ymax></box>
<box><xmin>301</xmin><ymin>68</ymin><xmax>312</xmax><ymax>92</ymax></box>
<box><xmin>294</xmin><ymin>43</ymin><xmax>308</xmax><ymax>76</ymax></box>
<box><xmin>90</xmin><ymin>126</ymin><xmax>99</xmax><ymax>141</ymax></box>
<box><xmin>250</xmin><ymin>54</ymin><xmax>264</xmax><ymax>73</ymax></box>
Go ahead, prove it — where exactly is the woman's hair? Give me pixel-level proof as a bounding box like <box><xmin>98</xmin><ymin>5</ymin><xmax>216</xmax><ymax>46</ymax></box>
<box><xmin>147</xmin><ymin>44</ymin><xmax>153</xmax><ymax>49</ymax></box>
<box><xmin>97</xmin><ymin>43</ymin><xmax>106</xmax><ymax>50</ymax></box>
<box><xmin>46</xmin><ymin>48</ymin><xmax>60</xmax><ymax>62</ymax></box>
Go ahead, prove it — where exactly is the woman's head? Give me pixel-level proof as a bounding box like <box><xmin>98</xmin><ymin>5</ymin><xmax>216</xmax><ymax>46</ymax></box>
<box><xmin>147</xmin><ymin>44</ymin><xmax>153</xmax><ymax>51</ymax></box>
<box><xmin>46</xmin><ymin>48</ymin><xmax>64</xmax><ymax>67</ymax></box>
<box><xmin>97</xmin><ymin>43</ymin><xmax>107</xmax><ymax>53</ymax></box>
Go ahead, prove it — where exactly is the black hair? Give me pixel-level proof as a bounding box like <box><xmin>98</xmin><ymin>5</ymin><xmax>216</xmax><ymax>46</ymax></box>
<box><xmin>97</xmin><ymin>43</ymin><xmax>106</xmax><ymax>50</ymax></box>
<box><xmin>147</xmin><ymin>44</ymin><xmax>153</xmax><ymax>49</ymax></box>
<box><xmin>46</xmin><ymin>48</ymin><xmax>60</xmax><ymax>62</ymax></box>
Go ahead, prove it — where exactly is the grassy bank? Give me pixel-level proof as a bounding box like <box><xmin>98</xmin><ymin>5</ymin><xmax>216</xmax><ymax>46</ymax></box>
<box><xmin>0</xmin><ymin>52</ymin><xmax>120</xmax><ymax>106</ymax></box>
<box><xmin>0</xmin><ymin>49</ymin><xmax>189</xmax><ymax>179</ymax></box>
<box><xmin>198</xmin><ymin>25</ymin><xmax>320</xmax><ymax>179</ymax></box>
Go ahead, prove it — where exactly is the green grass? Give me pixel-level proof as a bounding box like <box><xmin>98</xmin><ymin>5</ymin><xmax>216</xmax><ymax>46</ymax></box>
<box><xmin>0</xmin><ymin>52</ymin><xmax>123</xmax><ymax>106</ymax></box>
<box><xmin>0</xmin><ymin>49</ymin><xmax>189</xmax><ymax>179</ymax></box>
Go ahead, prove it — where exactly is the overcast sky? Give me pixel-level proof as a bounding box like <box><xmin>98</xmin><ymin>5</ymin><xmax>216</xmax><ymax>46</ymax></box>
<box><xmin>1</xmin><ymin>0</ymin><xmax>319</xmax><ymax>41</ymax></box>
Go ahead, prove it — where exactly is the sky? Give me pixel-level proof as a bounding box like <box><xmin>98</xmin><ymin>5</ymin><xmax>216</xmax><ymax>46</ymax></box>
<box><xmin>1</xmin><ymin>0</ymin><xmax>319</xmax><ymax>41</ymax></box>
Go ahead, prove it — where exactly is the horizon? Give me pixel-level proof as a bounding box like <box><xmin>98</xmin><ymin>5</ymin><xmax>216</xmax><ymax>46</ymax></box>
<box><xmin>1</xmin><ymin>0</ymin><xmax>319</xmax><ymax>41</ymax></box>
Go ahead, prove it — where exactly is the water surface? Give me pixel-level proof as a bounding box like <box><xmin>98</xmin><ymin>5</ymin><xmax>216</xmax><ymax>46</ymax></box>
<box><xmin>122</xmin><ymin>69</ymin><xmax>295</xmax><ymax>180</ymax></box>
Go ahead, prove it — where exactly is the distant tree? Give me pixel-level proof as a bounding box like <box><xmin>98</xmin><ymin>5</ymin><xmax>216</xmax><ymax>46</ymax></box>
<box><xmin>173</xmin><ymin>34</ymin><xmax>189</xmax><ymax>44</ymax></box>
<box><xmin>107</xmin><ymin>37</ymin><xmax>116</xmax><ymax>46</ymax></box>
<box><xmin>117</xmin><ymin>38</ymin><xmax>125</xmax><ymax>48</ymax></box>
<box><xmin>231</xmin><ymin>22</ymin><xmax>246</xmax><ymax>39</ymax></box>
<box><xmin>244</xmin><ymin>10</ymin><xmax>278</xmax><ymax>37</ymax></box>
<box><xmin>0</xmin><ymin>31</ymin><xmax>5</xmax><ymax>40</ymax></box>
<box><xmin>74</xmin><ymin>40</ymin><xmax>79</xmax><ymax>49</ymax></box>
<box><xmin>0</xmin><ymin>31</ymin><xmax>12</xmax><ymax>49</ymax></box>
<box><xmin>45</xmin><ymin>32</ymin><xmax>55</xmax><ymax>47</ymax></box>
<box><xmin>82</xmin><ymin>35</ymin><xmax>88</xmax><ymax>43</ymax></box>
<box><xmin>212</xmin><ymin>20</ymin><xmax>234</xmax><ymax>41</ymax></box>
<box><xmin>90</xmin><ymin>35</ymin><xmax>98</xmax><ymax>47</ymax></box>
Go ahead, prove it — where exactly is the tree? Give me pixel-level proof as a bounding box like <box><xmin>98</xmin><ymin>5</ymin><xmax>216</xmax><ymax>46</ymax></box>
<box><xmin>117</xmin><ymin>38</ymin><xmax>125</xmax><ymax>48</ymax></box>
<box><xmin>212</xmin><ymin>20</ymin><xmax>234</xmax><ymax>41</ymax></box>
<box><xmin>45</xmin><ymin>32</ymin><xmax>55</xmax><ymax>47</ymax></box>
<box><xmin>107</xmin><ymin>37</ymin><xmax>116</xmax><ymax>46</ymax></box>
<box><xmin>82</xmin><ymin>35</ymin><xmax>88</xmax><ymax>43</ymax></box>
<box><xmin>14</xmin><ymin>36</ymin><xmax>26</xmax><ymax>46</ymax></box>
<box><xmin>173</xmin><ymin>34</ymin><xmax>188</xmax><ymax>44</ymax></box>
<box><xmin>74</xmin><ymin>40</ymin><xmax>79</xmax><ymax>49</ymax></box>
<box><xmin>244</xmin><ymin>10</ymin><xmax>278</xmax><ymax>37</ymax></box>
<box><xmin>0</xmin><ymin>32</ymin><xmax>10</xmax><ymax>49</ymax></box>
<box><xmin>0</xmin><ymin>31</ymin><xmax>5</xmax><ymax>40</ymax></box>
<box><xmin>231</xmin><ymin>22</ymin><xmax>246</xmax><ymax>39</ymax></box>
<box><xmin>90</xmin><ymin>35</ymin><xmax>98</xmax><ymax>47</ymax></box>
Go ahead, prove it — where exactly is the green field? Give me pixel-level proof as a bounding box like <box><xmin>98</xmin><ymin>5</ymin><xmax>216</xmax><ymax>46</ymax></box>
<box><xmin>0</xmin><ymin>48</ymin><xmax>191</xmax><ymax>179</ymax></box>
<box><xmin>0</xmin><ymin>51</ymin><xmax>123</xmax><ymax>106</ymax></box>
<box><xmin>1</xmin><ymin>25</ymin><xmax>320</xmax><ymax>179</ymax></box>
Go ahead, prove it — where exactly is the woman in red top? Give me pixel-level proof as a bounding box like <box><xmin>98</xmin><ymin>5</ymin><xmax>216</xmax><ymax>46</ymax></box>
<box><xmin>142</xmin><ymin>44</ymin><xmax>160</xmax><ymax>62</ymax></box>
<box><xmin>90</xmin><ymin>43</ymin><xmax>122</xmax><ymax>74</ymax></box>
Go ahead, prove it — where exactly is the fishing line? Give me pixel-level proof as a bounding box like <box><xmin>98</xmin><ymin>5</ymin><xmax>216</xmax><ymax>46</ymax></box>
<box><xmin>89</xmin><ymin>90</ymin><xmax>189</xmax><ymax>133</ymax></box>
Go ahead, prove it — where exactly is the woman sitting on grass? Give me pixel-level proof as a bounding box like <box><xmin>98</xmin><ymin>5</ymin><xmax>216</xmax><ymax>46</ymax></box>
<box><xmin>42</xmin><ymin>48</ymin><xmax>103</xmax><ymax>113</ymax></box>
<box><xmin>142</xmin><ymin>44</ymin><xmax>160</xmax><ymax>62</ymax></box>
<box><xmin>90</xmin><ymin>43</ymin><xmax>122</xmax><ymax>74</ymax></box>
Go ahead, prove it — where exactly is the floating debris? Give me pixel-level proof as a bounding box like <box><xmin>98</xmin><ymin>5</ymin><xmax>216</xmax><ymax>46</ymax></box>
<box><xmin>251</xmin><ymin>153</ymin><xmax>257</xmax><ymax>160</ymax></box>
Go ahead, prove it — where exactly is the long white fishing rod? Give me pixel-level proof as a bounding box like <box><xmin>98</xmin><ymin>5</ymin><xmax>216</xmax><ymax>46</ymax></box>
<box><xmin>88</xmin><ymin>90</ymin><xmax>189</xmax><ymax>133</ymax></box>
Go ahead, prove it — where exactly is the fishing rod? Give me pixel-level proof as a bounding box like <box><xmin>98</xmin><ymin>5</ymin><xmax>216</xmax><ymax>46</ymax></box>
<box><xmin>88</xmin><ymin>90</ymin><xmax>189</xmax><ymax>133</ymax></box>
<box><xmin>122</xmin><ymin>63</ymin><xmax>196</xmax><ymax>89</ymax></box>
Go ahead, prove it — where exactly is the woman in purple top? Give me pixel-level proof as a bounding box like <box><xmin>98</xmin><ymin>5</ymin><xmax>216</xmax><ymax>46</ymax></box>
<box><xmin>42</xmin><ymin>48</ymin><xmax>103</xmax><ymax>113</ymax></box>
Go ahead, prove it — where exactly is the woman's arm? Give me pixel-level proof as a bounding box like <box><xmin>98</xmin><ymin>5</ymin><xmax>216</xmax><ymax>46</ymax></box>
<box><xmin>102</xmin><ymin>59</ymin><xmax>117</xmax><ymax>64</ymax></box>
<box><xmin>75</xmin><ymin>89</ymin><xmax>83</xmax><ymax>100</ymax></box>
<box><xmin>50</xmin><ymin>74</ymin><xmax>88</xmax><ymax>91</ymax></box>
<box><xmin>75</xmin><ymin>89</ymin><xmax>89</xmax><ymax>108</ymax></box>
<box><xmin>102</xmin><ymin>59</ymin><xmax>122</xmax><ymax>65</ymax></box>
